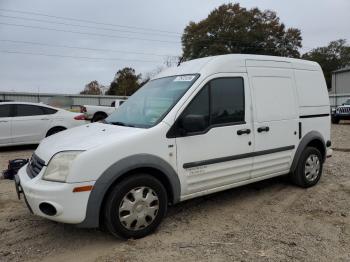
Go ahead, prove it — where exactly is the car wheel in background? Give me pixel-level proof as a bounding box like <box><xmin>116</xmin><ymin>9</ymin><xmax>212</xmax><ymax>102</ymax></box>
<box><xmin>92</xmin><ymin>113</ymin><xmax>108</xmax><ymax>123</ymax></box>
<box><xmin>103</xmin><ymin>174</ymin><xmax>168</xmax><ymax>239</ymax></box>
<box><xmin>46</xmin><ymin>126</ymin><xmax>66</xmax><ymax>137</ymax></box>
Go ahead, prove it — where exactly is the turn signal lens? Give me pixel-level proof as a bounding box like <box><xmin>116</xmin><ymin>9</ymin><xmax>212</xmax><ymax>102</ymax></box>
<box><xmin>73</xmin><ymin>185</ymin><xmax>94</xmax><ymax>193</ymax></box>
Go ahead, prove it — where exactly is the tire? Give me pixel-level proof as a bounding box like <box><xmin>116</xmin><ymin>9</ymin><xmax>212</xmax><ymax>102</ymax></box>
<box><xmin>290</xmin><ymin>147</ymin><xmax>323</xmax><ymax>188</ymax></box>
<box><xmin>103</xmin><ymin>174</ymin><xmax>168</xmax><ymax>239</ymax></box>
<box><xmin>91</xmin><ymin>113</ymin><xmax>107</xmax><ymax>123</ymax></box>
<box><xmin>331</xmin><ymin>117</ymin><xmax>340</xmax><ymax>124</ymax></box>
<box><xmin>46</xmin><ymin>127</ymin><xmax>66</xmax><ymax>137</ymax></box>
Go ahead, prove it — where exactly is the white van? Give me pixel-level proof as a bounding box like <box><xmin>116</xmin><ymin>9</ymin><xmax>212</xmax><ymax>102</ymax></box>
<box><xmin>15</xmin><ymin>55</ymin><xmax>332</xmax><ymax>239</ymax></box>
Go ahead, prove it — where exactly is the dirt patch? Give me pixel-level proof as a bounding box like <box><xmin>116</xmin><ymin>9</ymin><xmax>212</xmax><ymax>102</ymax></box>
<box><xmin>0</xmin><ymin>126</ymin><xmax>350</xmax><ymax>262</ymax></box>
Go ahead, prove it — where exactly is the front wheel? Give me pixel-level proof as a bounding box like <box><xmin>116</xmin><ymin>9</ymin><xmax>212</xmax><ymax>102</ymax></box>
<box><xmin>290</xmin><ymin>147</ymin><xmax>323</xmax><ymax>188</ymax></box>
<box><xmin>103</xmin><ymin>174</ymin><xmax>168</xmax><ymax>239</ymax></box>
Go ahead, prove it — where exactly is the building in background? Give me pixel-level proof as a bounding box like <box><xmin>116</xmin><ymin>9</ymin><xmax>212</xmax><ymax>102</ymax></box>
<box><xmin>0</xmin><ymin>91</ymin><xmax>127</xmax><ymax>111</ymax></box>
<box><xmin>330</xmin><ymin>67</ymin><xmax>350</xmax><ymax>107</ymax></box>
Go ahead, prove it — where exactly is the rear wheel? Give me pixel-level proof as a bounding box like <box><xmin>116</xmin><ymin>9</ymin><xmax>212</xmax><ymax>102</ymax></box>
<box><xmin>46</xmin><ymin>127</ymin><xmax>66</xmax><ymax>137</ymax></box>
<box><xmin>103</xmin><ymin>174</ymin><xmax>168</xmax><ymax>239</ymax></box>
<box><xmin>290</xmin><ymin>147</ymin><xmax>323</xmax><ymax>188</ymax></box>
<box><xmin>92</xmin><ymin>113</ymin><xmax>107</xmax><ymax>123</ymax></box>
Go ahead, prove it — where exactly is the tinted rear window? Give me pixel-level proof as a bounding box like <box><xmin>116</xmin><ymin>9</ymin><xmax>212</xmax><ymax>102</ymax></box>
<box><xmin>42</xmin><ymin>107</ymin><xmax>57</xmax><ymax>115</ymax></box>
<box><xmin>0</xmin><ymin>104</ymin><xmax>11</xmax><ymax>117</ymax></box>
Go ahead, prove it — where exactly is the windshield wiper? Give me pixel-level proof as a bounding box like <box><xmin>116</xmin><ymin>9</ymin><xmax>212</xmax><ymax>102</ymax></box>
<box><xmin>110</xmin><ymin>121</ymin><xmax>135</xmax><ymax>127</ymax></box>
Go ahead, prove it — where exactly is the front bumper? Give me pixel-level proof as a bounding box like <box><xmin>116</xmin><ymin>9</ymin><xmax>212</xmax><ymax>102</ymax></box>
<box><xmin>332</xmin><ymin>113</ymin><xmax>350</xmax><ymax>119</ymax></box>
<box><xmin>15</xmin><ymin>164</ymin><xmax>95</xmax><ymax>224</ymax></box>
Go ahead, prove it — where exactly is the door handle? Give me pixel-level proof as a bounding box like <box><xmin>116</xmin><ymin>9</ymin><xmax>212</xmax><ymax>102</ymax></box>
<box><xmin>40</xmin><ymin>118</ymin><xmax>49</xmax><ymax>121</ymax></box>
<box><xmin>237</xmin><ymin>129</ymin><xmax>251</xmax><ymax>135</ymax></box>
<box><xmin>257</xmin><ymin>126</ymin><xmax>270</xmax><ymax>133</ymax></box>
<box><xmin>0</xmin><ymin>120</ymin><xmax>8</xmax><ymax>123</ymax></box>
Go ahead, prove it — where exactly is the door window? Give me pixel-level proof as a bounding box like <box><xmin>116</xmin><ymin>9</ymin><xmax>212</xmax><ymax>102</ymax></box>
<box><xmin>180</xmin><ymin>85</ymin><xmax>210</xmax><ymax>131</ymax></box>
<box><xmin>15</xmin><ymin>104</ymin><xmax>46</xmax><ymax>117</ymax></box>
<box><xmin>210</xmin><ymin>78</ymin><xmax>245</xmax><ymax>125</ymax></box>
<box><xmin>174</xmin><ymin>77</ymin><xmax>245</xmax><ymax>136</ymax></box>
<box><xmin>0</xmin><ymin>105</ymin><xmax>11</xmax><ymax>117</ymax></box>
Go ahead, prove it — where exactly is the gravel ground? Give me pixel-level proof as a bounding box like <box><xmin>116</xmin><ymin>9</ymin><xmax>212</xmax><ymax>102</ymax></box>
<box><xmin>0</xmin><ymin>123</ymin><xmax>349</xmax><ymax>262</ymax></box>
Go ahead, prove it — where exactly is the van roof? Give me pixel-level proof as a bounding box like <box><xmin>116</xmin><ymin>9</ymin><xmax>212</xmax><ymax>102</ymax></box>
<box><xmin>154</xmin><ymin>54</ymin><xmax>321</xmax><ymax>79</ymax></box>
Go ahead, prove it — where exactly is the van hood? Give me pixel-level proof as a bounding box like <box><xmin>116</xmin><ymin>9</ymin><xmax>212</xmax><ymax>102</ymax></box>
<box><xmin>35</xmin><ymin>123</ymin><xmax>143</xmax><ymax>162</ymax></box>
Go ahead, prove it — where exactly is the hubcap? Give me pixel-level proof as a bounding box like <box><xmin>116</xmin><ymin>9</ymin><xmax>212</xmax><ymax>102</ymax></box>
<box><xmin>119</xmin><ymin>187</ymin><xmax>159</xmax><ymax>231</ymax></box>
<box><xmin>305</xmin><ymin>154</ymin><xmax>320</xmax><ymax>182</ymax></box>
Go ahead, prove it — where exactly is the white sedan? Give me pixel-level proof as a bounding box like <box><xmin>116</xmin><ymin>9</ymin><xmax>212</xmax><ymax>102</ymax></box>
<box><xmin>0</xmin><ymin>102</ymin><xmax>87</xmax><ymax>147</ymax></box>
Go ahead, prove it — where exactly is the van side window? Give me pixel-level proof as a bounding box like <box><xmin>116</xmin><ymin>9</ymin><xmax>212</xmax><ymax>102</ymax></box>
<box><xmin>173</xmin><ymin>77</ymin><xmax>245</xmax><ymax>137</ymax></box>
<box><xmin>180</xmin><ymin>85</ymin><xmax>210</xmax><ymax>132</ymax></box>
<box><xmin>210</xmin><ymin>78</ymin><xmax>245</xmax><ymax>125</ymax></box>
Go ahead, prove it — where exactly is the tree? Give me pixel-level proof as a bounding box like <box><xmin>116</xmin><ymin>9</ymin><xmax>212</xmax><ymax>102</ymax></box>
<box><xmin>181</xmin><ymin>3</ymin><xmax>302</xmax><ymax>60</ymax></box>
<box><xmin>302</xmin><ymin>39</ymin><xmax>350</xmax><ymax>89</ymax></box>
<box><xmin>107</xmin><ymin>67</ymin><xmax>142</xmax><ymax>96</ymax></box>
<box><xmin>80</xmin><ymin>80</ymin><xmax>102</xmax><ymax>95</ymax></box>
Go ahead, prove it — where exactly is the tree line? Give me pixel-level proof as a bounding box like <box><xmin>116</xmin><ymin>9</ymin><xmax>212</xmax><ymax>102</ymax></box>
<box><xmin>81</xmin><ymin>3</ymin><xmax>350</xmax><ymax>95</ymax></box>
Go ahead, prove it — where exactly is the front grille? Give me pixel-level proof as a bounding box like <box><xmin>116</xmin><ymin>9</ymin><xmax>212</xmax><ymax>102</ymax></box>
<box><xmin>27</xmin><ymin>153</ymin><xmax>46</xmax><ymax>178</ymax></box>
<box><xmin>337</xmin><ymin>107</ymin><xmax>350</xmax><ymax>114</ymax></box>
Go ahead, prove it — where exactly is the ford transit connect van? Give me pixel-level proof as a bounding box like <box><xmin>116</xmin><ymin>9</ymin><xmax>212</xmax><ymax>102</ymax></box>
<box><xmin>15</xmin><ymin>55</ymin><xmax>332</xmax><ymax>239</ymax></box>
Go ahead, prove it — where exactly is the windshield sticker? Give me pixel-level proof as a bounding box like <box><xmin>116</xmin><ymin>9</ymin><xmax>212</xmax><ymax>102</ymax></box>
<box><xmin>174</xmin><ymin>75</ymin><xmax>196</xmax><ymax>82</ymax></box>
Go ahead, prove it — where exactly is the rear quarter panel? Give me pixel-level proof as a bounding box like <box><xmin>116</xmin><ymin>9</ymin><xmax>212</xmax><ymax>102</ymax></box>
<box><xmin>294</xmin><ymin>67</ymin><xmax>331</xmax><ymax>145</ymax></box>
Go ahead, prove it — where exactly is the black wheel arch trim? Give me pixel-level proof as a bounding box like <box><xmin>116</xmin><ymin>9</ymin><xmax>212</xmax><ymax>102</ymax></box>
<box><xmin>76</xmin><ymin>154</ymin><xmax>181</xmax><ymax>228</ymax></box>
<box><xmin>290</xmin><ymin>131</ymin><xmax>326</xmax><ymax>173</ymax></box>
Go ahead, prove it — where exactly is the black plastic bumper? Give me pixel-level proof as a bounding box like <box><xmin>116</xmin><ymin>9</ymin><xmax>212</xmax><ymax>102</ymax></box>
<box><xmin>332</xmin><ymin>113</ymin><xmax>350</xmax><ymax>119</ymax></box>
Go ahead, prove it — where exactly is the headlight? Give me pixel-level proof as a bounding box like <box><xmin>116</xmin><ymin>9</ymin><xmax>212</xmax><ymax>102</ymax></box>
<box><xmin>42</xmin><ymin>151</ymin><xmax>83</xmax><ymax>182</ymax></box>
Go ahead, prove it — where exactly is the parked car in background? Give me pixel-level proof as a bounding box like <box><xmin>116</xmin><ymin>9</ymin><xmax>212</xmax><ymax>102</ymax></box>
<box><xmin>331</xmin><ymin>99</ymin><xmax>350</xmax><ymax>124</ymax></box>
<box><xmin>0</xmin><ymin>102</ymin><xmax>87</xmax><ymax>147</ymax></box>
<box><xmin>16</xmin><ymin>54</ymin><xmax>332</xmax><ymax>239</ymax></box>
<box><xmin>81</xmin><ymin>98</ymin><xmax>127</xmax><ymax>122</ymax></box>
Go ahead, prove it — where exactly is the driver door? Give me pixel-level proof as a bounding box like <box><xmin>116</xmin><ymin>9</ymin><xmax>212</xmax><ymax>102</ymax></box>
<box><xmin>173</xmin><ymin>74</ymin><xmax>254</xmax><ymax>199</ymax></box>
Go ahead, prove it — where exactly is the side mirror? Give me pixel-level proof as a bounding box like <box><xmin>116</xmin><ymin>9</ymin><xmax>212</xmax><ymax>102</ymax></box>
<box><xmin>342</xmin><ymin>103</ymin><xmax>345</xmax><ymax>106</ymax></box>
<box><xmin>181</xmin><ymin>114</ymin><xmax>207</xmax><ymax>133</ymax></box>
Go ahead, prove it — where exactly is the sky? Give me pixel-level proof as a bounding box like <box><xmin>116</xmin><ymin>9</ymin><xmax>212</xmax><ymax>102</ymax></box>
<box><xmin>0</xmin><ymin>0</ymin><xmax>349</xmax><ymax>94</ymax></box>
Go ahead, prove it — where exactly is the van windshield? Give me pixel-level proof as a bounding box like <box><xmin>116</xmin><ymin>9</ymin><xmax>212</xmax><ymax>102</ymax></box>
<box><xmin>106</xmin><ymin>74</ymin><xmax>199</xmax><ymax>128</ymax></box>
